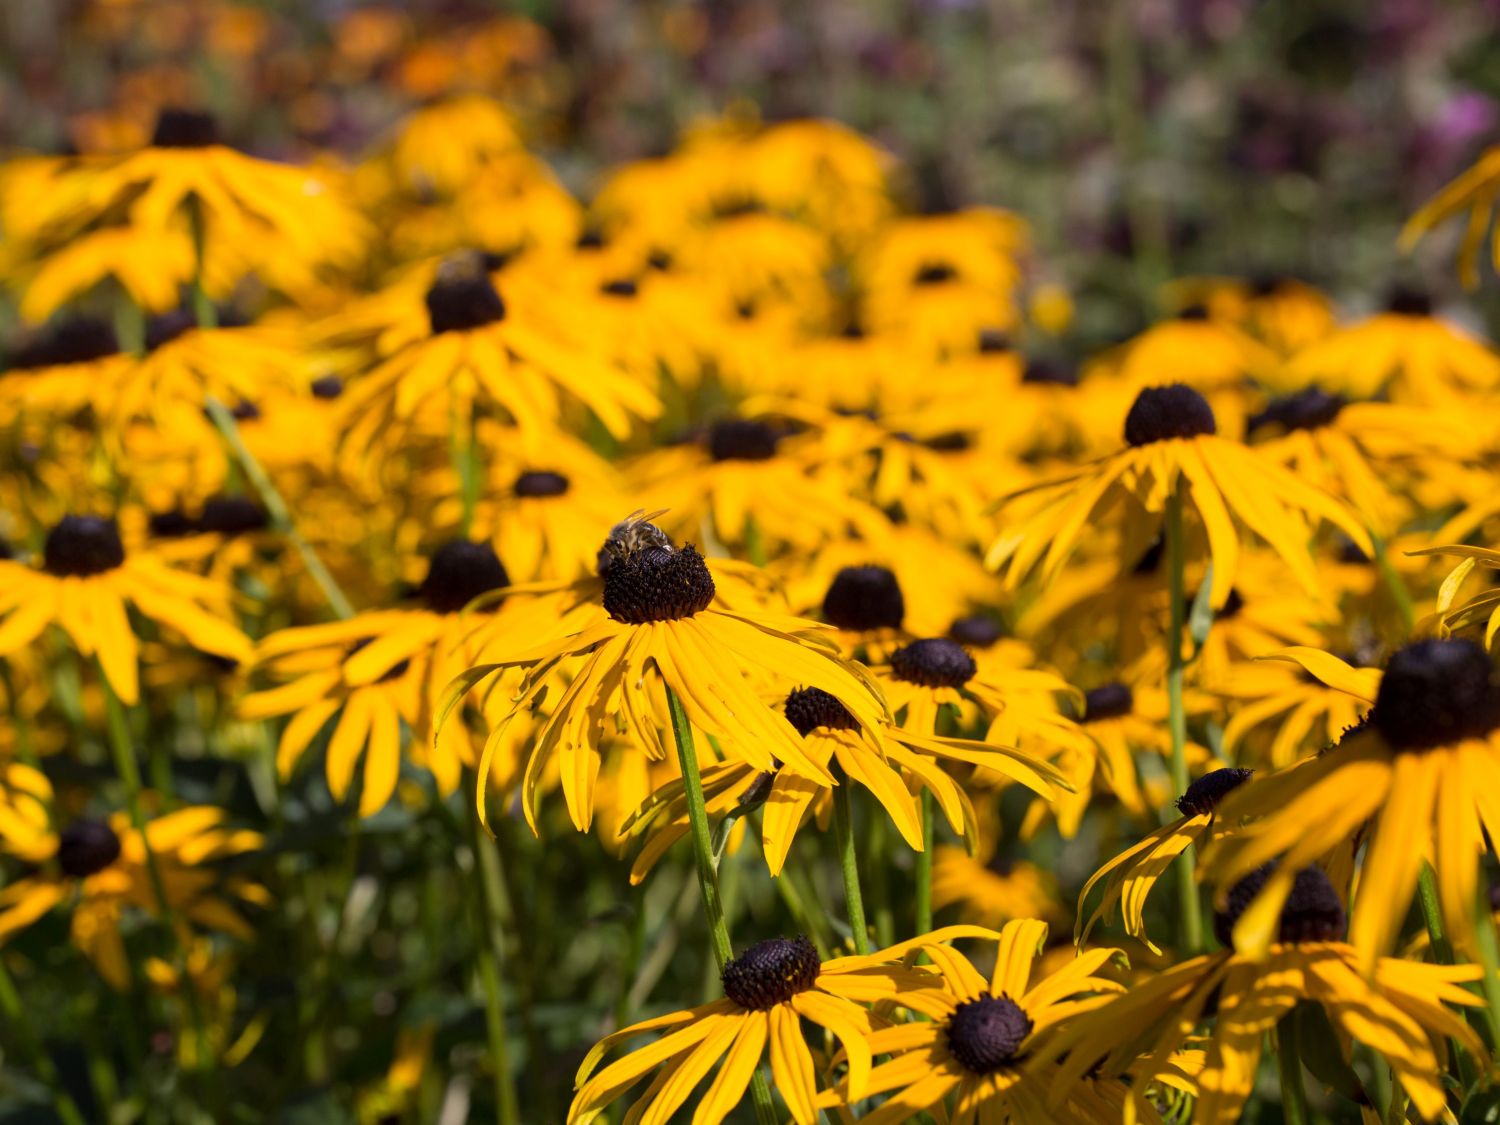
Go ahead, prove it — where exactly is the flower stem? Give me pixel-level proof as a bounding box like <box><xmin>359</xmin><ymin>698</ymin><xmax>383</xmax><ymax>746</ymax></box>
<box><xmin>1372</xmin><ymin>536</ymin><xmax>1415</xmax><ymax>638</ymax></box>
<box><xmin>663</xmin><ymin>685</ymin><xmax>778</xmax><ymax>1124</ymax></box>
<box><xmin>1470</xmin><ymin>886</ymin><xmax>1500</xmax><ymax>1050</ymax></box>
<box><xmin>100</xmin><ymin>666</ymin><xmax>215</xmax><ymax>1083</ymax></box>
<box><xmin>1275</xmin><ymin>1014</ymin><xmax>1310</xmax><ymax>1125</ymax></box>
<box><xmin>1418</xmin><ymin>864</ymin><xmax>1479</xmax><ymax>1088</ymax></box>
<box><xmin>467</xmin><ymin>792</ymin><xmax>521</xmax><ymax>1125</ymax></box>
<box><xmin>832</xmin><ymin>782</ymin><xmax>872</xmax><ymax>954</ymax></box>
<box><xmin>0</xmin><ymin>954</ymin><xmax>87</xmax><ymax>1125</ymax></box>
<box><xmin>914</xmin><ymin>789</ymin><xmax>934</xmax><ymax>937</ymax></box>
<box><xmin>203</xmin><ymin>398</ymin><xmax>355</xmax><ymax>621</ymax></box>
<box><xmin>1164</xmin><ymin>479</ymin><xmax>1203</xmax><ymax>953</ymax></box>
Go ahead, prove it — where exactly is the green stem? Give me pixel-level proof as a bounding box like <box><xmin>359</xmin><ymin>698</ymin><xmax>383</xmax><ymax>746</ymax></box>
<box><xmin>187</xmin><ymin>197</ymin><xmax>219</xmax><ymax>331</ymax></box>
<box><xmin>866</xmin><ymin>813</ymin><xmax>895</xmax><ymax>949</ymax></box>
<box><xmin>453</xmin><ymin>401</ymin><xmax>481</xmax><ymax>539</ymax></box>
<box><xmin>0</xmin><ymin>955</ymin><xmax>87</xmax><ymax>1125</ymax></box>
<box><xmin>100</xmin><ymin>670</ymin><xmax>214</xmax><ymax>1084</ymax></box>
<box><xmin>664</xmin><ymin>686</ymin><xmax>777</xmax><ymax>1124</ymax></box>
<box><xmin>832</xmin><ymin>782</ymin><xmax>872</xmax><ymax>954</ymax></box>
<box><xmin>1470</xmin><ymin>887</ymin><xmax>1500</xmax><ymax>1050</ymax></box>
<box><xmin>468</xmin><ymin>796</ymin><xmax>520</xmax><ymax>1125</ymax></box>
<box><xmin>1275</xmin><ymin>1015</ymin><xmax>1310</xmax><ymax>1125</ymax></box>
<box><xmin>1372</xmin><ymin>536</ymin><xmax>1415</xmax><ymax>638</ymax></box>
<box><xmin>1164</xmin><ymin>480</ymin><xmax>1203</xmax><ymax>954</ymax></box>
<box><xmin>915</xmin><ymin>790</ymin><xmax>934</xmax><ymax>938</ymax></box>
<box><xmin>203</xmin><ymin>399</ymin><xmax>355</xmax><ymax>621</ymax></box>
<box><xmin>1418</xmin><ymin>865</ymin><xmax>1479</xmax><ymax>1089</ymax></box>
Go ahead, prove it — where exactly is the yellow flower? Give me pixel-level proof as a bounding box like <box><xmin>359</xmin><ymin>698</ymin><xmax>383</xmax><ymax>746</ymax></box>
<box><xmin>1076</xmin><ymin>766</ymin><xmax>1254</xmax><ymax>954</ymax></box>
<box><xmin>0</xmin><ymin>769</ymin><xmax>266</xmax><ymax>989</ymax></box>
<box><xmin>1217</xmin><ymin>646</ymin><xmax>1379</xmax><ymax>768</ymax></box>
<box><xmin>621</xmin><ymin>685</ymin><xmax>1068</xmax><ymax>881</ymax></box>
<box><xmin>1048</xmin><ymin>864</ymin><xmax>1484</xmax><ymax>1125</ymax></box>
<box><xmin>988</xmin><ymin>383</ymin><xmax>1372</xmax><ymax>610</ymax></box>
<box><xmin>450</xmin><ymin>516</ymin><xmax>892</xmax><ymax>833</ymax></box>
<box><xmin>816</xmin><ymin>920</ymin><xmax>1135</xmax><ymax>1125</ymax></box>
<box><xmin>1280</xmin><ymin>288</ymin><xmax>1500</xmax><ymax>406</ymax></box>
<box><xmin>0</xmin><ymin>515</ymin><xmax>250</xmax><ymax>704</ymax></box>
<box><xmin>570</xmin><ymin>931</ymin><xmax>944</xmax><ymax>1125</ymax></box>
<box><xmin>1400</xmin><ymin>145</ymin><xmax>1500</xmax><ymax>287</ymax></box>
<box><xmin>241</xmin><ymin>539</ymin><xmax>515</xmax><ymax>814</ymax></box>
<box><xmin>1205</xmin><ymin>638</ymin><xmax>1500</xmax><ymax>969</ymax></box>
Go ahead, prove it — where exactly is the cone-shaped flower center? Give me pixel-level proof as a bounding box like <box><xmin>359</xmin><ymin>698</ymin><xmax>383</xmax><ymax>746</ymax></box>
<box><xmin>708</xmin><ymin>419</ymin><xmax>780</xmax><ymax>462</ymax></box>
<box><xmin>199</xmin><ymin>496</ymin><xmax>269</xmax><ymax>536</ymax></box>
<box><xmin>977</xmin><ymin>328</ymin><xmax>1011</xmax><ymax>353</ymax></box>
<box><xmin>1373</xmin><ymin>638</ymin><xmax>1500</xmax><ymax>751</ymax></box>
<box><xmin>145</xmin><ymin>310</ymin><xmax>198</xmax><ymax>352</ymax></box>
<box><xmin>1083</xmin><ymin>682</ymin><xmax>1134</xmax><ymax>723</ymax></box>
<box><xmin>9</xmin><ymin>317</ymin><xmax>119</xmax><ymax>369</ymax></box>
<box><xmin>1176</xmin><ymin>767</ymin><xmax>1254</xmax><ymax>816</ymax></box>
<box><xmin>784</xmin><ymin>687</ymin><xmax>859</xmax><ymax>737</ymax></box>
<box><xmin>1177</xmin><ymin>304</ymin><xmax>1210</xmax><ymax>321</ymax></box>
<box><xmin>1022</xmin><ymin>358</ymin><xmax>1080</xmax><ymax>387</ymax></box>
<box><xmin>1124</xmin><ymin>384</ymin><xmax>1217</xmax><ymax>447</ymax></box>
<box><xmin>151</xmin><ymin>108</ymin><xmax>220</xmax><ymax>148</ymax></box>
<box><xmin>890</xmin><ymin>637</ymin><xmax>976</xmax><ymax>689</ymax></box>
<box><xmin>420</xmin><ymin>540</ymin><xmax>510</xmax><ymax>614</ymax></box>
<box><xmin>310</xmin><ymin>375</ymin><xmax>345</xmax><ymax>399</ymax></box>
<box><xmin>948</xmin><ymin>614</ymin><xmax>1004</xmax><ymax>649</ymax></box>
<box><xmin>599</xmin><ymin>279</ymin><xmax>638</xmax><ymax>298</ymax></box>
<box><xmin>44</xmin><ymin>516</ymin><xmax>125</xmax><ymax>577</ymax></box>
<box><xmin>822</xmin><ymin>565</ymin><xmax>905</xmax><ymax>632</ymax></box>
<box><xmin>514</xmin><ymin>470</ymin><xmax>570</xmax><ymax>498</ymax></box>
<box><xmin>1385</xmin><ymin>286</ymin><xmax>1432</xmax><ymax>317</ymax></box>
<box><xmin>57</xmin><ymin>819</ymin><xmax>123</xmax><ymax>878</ymax></box>
<box><xmin>426</xmin><ymin>255</ymin><xmax>507</xmax><ymax>334</ymax></box>
<box><xmin>914</xmin><ymin>262</ymin><xmax>957</xmax><ymax>285</ymax></box>
<box><xmin>1247</xmin><ymin>387</ymin><xmax>1346</xmax><ymax>436</ymax></box>
<box><xmin>946</xmin><ymin>995</ymin><xmax>1032</xmax><ymax>1073</ymax></box>
<box><xmin>602</xmin><ymin>542</ymin><xmax>715</xmax><ymax>623</ymax></box>
<box><xmin>1214</xmin><ymin>864</ymin><xmax>1346</xmax><ymax>947</ymax></box>
<box><xmin>721</xmin><ymin>936</ymin><xmax>820</xmax><ymax>1010</ymax></box>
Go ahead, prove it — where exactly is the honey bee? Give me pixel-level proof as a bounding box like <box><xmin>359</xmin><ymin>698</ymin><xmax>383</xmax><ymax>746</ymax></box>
<box><xmin>596</xmin><ymin>509</ymin><xmax>673</xmax><ymax>574</ymax></box>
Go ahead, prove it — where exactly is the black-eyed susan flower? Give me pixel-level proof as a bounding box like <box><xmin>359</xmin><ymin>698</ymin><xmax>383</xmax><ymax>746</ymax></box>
<box><xmin>1205</xmin><ymin>638</ymin><xmax>1500</xmax><ymax>967</ymax></box>
<box><xmin>1164</xmin><ymin>275</ymin><xmax>1335</xmax><ymax>355</ymax></box>
<box><xmin>1217</xmin><ymin>646</ymin><xmax>1378</xmax><ymax>768</ymax></box>
<box><xmin>1401</xmin><ymin>145</ymin><xmax>1500</xmax><ymax>288</ymax></box>
<box><xmin>621</xmin><ymin>685</ymin><xmax>1068</xmax><ymax>881</ymax></box>
<box><xmin>1281</xmin><ymin>287</ymin><xmax>1500</xmax><ymax>406</ymax></box>
<box><xmin>242</xmin><ymin>538</ymin><xmax>515</xmax><ymax>814</ymax></box>
<box><xmin>1076</xmin><ymin>767</ymin><xmax>1254</xmax><ymax>953</ymax></box>
<box><xmin>451</xmin><ymin>516</ymin><xmax>891</xmax><ymax>832</ymax></box>
<box><xmin>568</xmin><ymin>931</ymin><xmax>941</xmax><ymax>1125</ymax></box>
<box><xmin>336</xmin><ymin>251</ymin><xmax>660</xmax><ymax>459</ymax></box>
<box><xmin>0</xmin><ymin>774</ymin><xmax>266</xmax><ymax>989</ymax></box>
<box><xmin>816</xmin><ymin>920</ymin><xmax>1137</xmax><ymax>1125</ymax></box>
<box><xmin>988</xmin><ymin>383</ymin><xmax>1373</xmax><ymax>610</ymax></box>
<box><xmin>0</xmin><ymin>515</ymin><xmax>250</xmax><ymax>705</ymax></box>
<box><xmin>1047</xmin><ymin>864</ymin><xmax>1486</xmax><ymax>1125</ymax></box>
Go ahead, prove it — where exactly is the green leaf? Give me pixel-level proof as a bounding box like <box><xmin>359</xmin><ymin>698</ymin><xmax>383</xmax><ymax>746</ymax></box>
<box><xmin>1189</xmin><ymin>563</ymin><xmax>1216</xmax><ymax>649</ymax></box>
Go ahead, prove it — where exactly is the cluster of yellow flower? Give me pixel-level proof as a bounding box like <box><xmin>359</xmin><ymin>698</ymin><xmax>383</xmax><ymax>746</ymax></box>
<box><xmin>6</xmin><ymin>79</ymin><xmax>1500</xmax><ymax>1123</ymax></box>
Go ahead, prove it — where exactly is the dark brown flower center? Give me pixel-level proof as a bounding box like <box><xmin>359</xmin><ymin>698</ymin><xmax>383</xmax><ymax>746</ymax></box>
<box><xmin>707</xmin><ymin>419</ymin><xmax>780</xmax><ymax>462</ymax></box>
<box><xmin>426</xmin><ymin>256</ymin><xmax>507</xmax><ymax>334</ymax></box>
<box><xmin>1083</xmin><ymin>682</ymin><xmax>1134</xmax><ymax>723</ymax></box>
<box><xmin>151</xmin><ymin>108</ymin><xmax>220</xmax><ymax>148</ymax></box>
<box><xmin>914</xmin><ymin>262</ymin><xmax>957</xmax><ymax>285</ymax></box>
<box><xmin>822</xmin><ymin>565</ymin><xmax>905</xmax><ymax>632</ymax></box>
<box><xmin>1213</xmin><ymin>863</ymin><xmax>1346</xmax><ymax>947</ymax></box>
<box><xmin>1022</xmin><ymin>358</ymin><xmax>1080</xmax><ymax>387</ymax></box>
<box><xmin>57</xmin><ymin>819</ymin><xmax>122</xmax><ymax>878</ymax></box>
<box><xmin>199</xmin><ymin>496</ymin><xmax>269</xmax><ymax>537</ymax></box>
<box><xmin>513</xmin><ymin>471</ymin><xmax>570</xmax><ymax>498</ymax></box>
<box><xmin>784</xmin><ymin>687</ymin><xmax>859</xmax><ymax>737</ymax></box>
<box><xmin>420</xmin><ymin>540</ymin><xmax>510</xmax><ymax>614</ymax></box>
<box><xmin>948</xmin><ymin>614</ymin><xmax>1004</xmax><ymax>649</ymax></box>
<box><xmin>1385</xmin><ymin>286</ymin><xmax>1432</xmax><ymax>317</ymax></box>
<box><xmin>1372</xmin><ymin>638</ymin><xmax>1500</xmax><ymax>751</ymax></box>
<box><xmin>946</xmin><ymin>995</ymin><xmax>1032</xmax><ymax>1073</ymax></box>
<box><xmin>1247</xmin><ymin>388</ymin><xmax>1346</xmax><ymax>436</ymax></box>
<box><xmin>1124</xmin><ymin>384</ymin><xmax>1217</xmax><ymax>447</ymax></box>
<box><xmin>602</xmin><ymin>543</ymin><xmax>715</xmax><ymax>623</ymax></box>
<box><xmin>9</xmin><ymin>317</ymin><xmax>119</xmax><ymax>369</ymax></box>
<box><xmin>721</xmin><ymin>936</ymin><xmax>820</xmax><ymax>1010</ymax></box>
<box><xmin>890</xmin><ymin>638</ymin><xmax>976</xmax><ymax>689</ymax></box>
<box><xmin>1176</xmin><ymin>767</ymin><xmax>1253</xmax><ymax>817</ymax></box>
<box><xmin>44</xmin><ymin>516</ymin><xmax>125</xmax><ymax>577</ymax></box>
